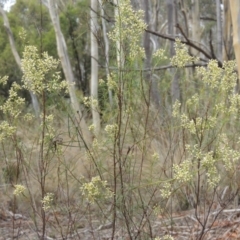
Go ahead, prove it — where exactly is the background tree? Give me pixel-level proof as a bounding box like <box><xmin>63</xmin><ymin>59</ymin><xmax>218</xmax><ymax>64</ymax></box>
<box><xmin>222</xmin><ymin>0</ymin><xmax>233</xmax><ymax>62</ymax></box>
<box><xmin>143</xmin><ymin>0</ymin><xmax>161</xmax><ymax>109</ymax></box>
<box><xmin>47</xmin><ymin>0</ymin><xmax>91</xmax><ymax>143</ymax></box>
<box><xmin>167</xmin><ymin>0</ymin><xmax>180</xmax><ymax>103</ymax></box>
<box><xmin>230</xmin><ymin>1</ymin><xmax>240</xmax><ymax>78</ymax></box>
<box><xmin>216</xmin><ymin>0</ymin><xmax>222</xmax><ymax>62</ymax></box>
<box><xmin>0</xmin><ymin>4</ymin><xmax>40</xmax><ymax>117</ymax></box>
<box><xmin>90</xmin><ymin>0</ymin><xmax>100</xmax><ymax>136</ymax></box>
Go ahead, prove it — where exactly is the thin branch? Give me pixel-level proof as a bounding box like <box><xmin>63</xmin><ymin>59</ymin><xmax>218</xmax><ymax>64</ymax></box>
<box><xmin>99</xmin><ymin>63</ymin><xmax>208</xmax><ymax>71</ymax></box>
<box><xmin>89</xmin><ymin>6</ymin><xmax>115</xmax><ymax>23</ymax></box>
<box><xmin>200</xmin><ymin>16</ymin><xmax>216</xmax><ymax>21</ymax></box>
<box><xmin>151</xmin><ymin>63</ymin><xmax>208</xmax><ymax>71</ymax></box>
<box><xmin>145</xmin><ymin>28</ymin><xmax>223</xmax><ymax>67</ymax></box>
<box><xmin>176</xmin><ymin>23</ymin><xmax>188</xmax><ymax>42</ymax></box>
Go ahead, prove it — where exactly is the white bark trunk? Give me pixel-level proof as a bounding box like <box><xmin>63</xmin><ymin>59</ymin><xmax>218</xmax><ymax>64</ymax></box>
<box><xmin>167</xmin><ymin>0</ymin><xmax>180</xmax><ymax>103</ymax></box>
<box><xmin>229</xmin><ymin>1</ymin><xmax>240</xmax><ymax>78</ymax></box>
<box><xmin>216</xmin><ymin>0</ymin><xmax>222</xmax><ymax>61</ymax></box>
<box><xmin>113</xmin><ymin>0</ymin><xmax>124</xmax><ymax>69</ymax></box>
<box><xmin>0</xmin><ymin>5</ymin><xmax>40</xmax><ymax>118</ymax></box>
<box><xmin>90</xmin><ymin>0</ymin><xmax>101</xmax><ymax>137</ymax></box>
<box><xmin>99</xmin><ymin>0</ymin><xmax>113</xmax><ymax>106</ymax></box>
<box><xmin>190</xmin><ymin>0</ymin><xmax>201</xmax><ymax>56</ymax></box>
<box><xmin>143</xmin><ymin>0</ymin><xmax>161</xmax><ymax>109</ymax></box>
<box><xmin>222</xmin><ymin>0</ymin><xmax>232</xmax><ymax>61</ymax></box>
<box><xmin>47</xmin><ymin>0</ymin><xmax>91</xmax><ymax>144</ymax></box>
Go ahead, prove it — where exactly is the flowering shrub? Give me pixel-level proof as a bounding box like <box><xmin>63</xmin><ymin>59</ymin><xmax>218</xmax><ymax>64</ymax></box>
<box><xmin>169</xmin><ymin>41</ymin><xmax>240</xmax><ymax>206</ymax></box>
<box><xmin>80</xmin><ymin>176</ymin><xmax>113</xmax><ymax>203</ymax></box>
<box><xmin>108</xmin><ymin>0</ymin><xmax>146</xmax><ymax>61</ymax></box>
<box><xmin>21</xmin><ymin>45</ymin><xmax>68</xmax><ymax>94</ymax></box>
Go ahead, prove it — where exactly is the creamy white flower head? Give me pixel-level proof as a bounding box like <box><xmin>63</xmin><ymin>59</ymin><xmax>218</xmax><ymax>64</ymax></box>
<box><xmin>108</xmin><ymin>0</ymin><xmax>146</xmax><ymax>61</ymax></box>
<box><xmin>13</xmin><ymin>185</ymin><xmax>26</xmax><ymax>196</ymax></box>
<box><xmin>42</xmin><ymin>193</ymin><xmax>54</xmax><ymax>211</ymax></box>
<box><xmin>81</xmin><ymin>176</ymin><xmax>113</xmax><ymax>203</ymax></box>
<box><xmin>21</xmin><ymin>45</ymin><xmax>68</xmax><ymax>95</ymax></box>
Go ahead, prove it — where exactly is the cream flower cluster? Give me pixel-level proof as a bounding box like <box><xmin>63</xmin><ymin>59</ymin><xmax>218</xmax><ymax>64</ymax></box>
<box><xmin>81</xmin><ymin>176</ymin><xmax>113</xmax><ymax>203</ymax></box>
<box><xmin>21</xmin><ymin>45</ymin><xmax>68</xmax><ymax>94</ymax></box>
<box><xmin>171</xmin><ymin>39</ymin><xmax>197</xmax><ymax>68</ymax></box>
<box><xmin>108</xmin><ymin>0</ymin><xmax>147</xmax><ymax>61</ymax></box>
<box><xmin>42</xmin><ymin>193</ymin><xmax>54</xmax><ymax>211</ymax></box>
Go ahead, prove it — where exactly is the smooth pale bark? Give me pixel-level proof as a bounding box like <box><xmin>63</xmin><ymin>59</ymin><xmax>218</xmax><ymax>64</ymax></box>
<box><xmin>152</xmin><ymin>0</ymin><xmax>160</xmax><ymax>50</ymax></box>
<box><xmin>190</xmin><ymin>0</ymin><xmax>201</xmax><ymax>56</ymax></box>
<box><xmin>167</xmin><ymin>0</ymin><xmax>180</xmax><ymax>103</ymax></box>
<box><xmin>90</xmin><ymin>0</ymin><xmax>101</xmax><ymax>136</ymax></box>
<box><xmin>113</xmin><ymin>0</ymin><xmax>124</xmax><ymax>69</ymax></box>
<box><xmin>178</xmin><ymin>0</ymin><xmax>189</xmax><ymax>36</ymax></box>
<box><xmin>0</xmin><ymin>5</ymin><xmax>40</xmax><ymax>118</ymax></box>
<box><xmin>222</xmin><ymin>0</ymin><xmax>232</xmax><ymax>61</ymax></box>
<box><xmin>47</xmin><ymin>0</ymin><xmax>91</xmax><ymax>144</ymax></box>
<box><xmin>230</xmin><ymin>1</ymin><xmax>240</xmax><ymax>78</ymax></box>
<box><xmin>216</xmin><ymin>0</ymin><xmax>222</xmax><ymax>61</ymax></box>
<box><xmin>229</xmin><ymin>1</ymin><xmax>240</xmax><ymax>207</ymax></box>
<box><xmin>99</xmin><ymin>0</ymin><xmax>113</xmax><ymax>106</ymax></box>
<box><xmin>229</xmin><ymin>1</ymin><xmax>240</xmax><ymax>76</ymax></box>
<box><xmin>143</xmin><ymin>0</ymin><xmax>161</xmax><ymax>109</ymax></box>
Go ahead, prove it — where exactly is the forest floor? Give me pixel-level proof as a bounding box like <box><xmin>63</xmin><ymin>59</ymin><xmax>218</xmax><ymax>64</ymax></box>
<box><xmin>0</xmin><ymin>119</ymin><xmax>240</xmax><ymax>239</ymax></box>
<box><xmin>1</xmin><ymin>205</ymin><xmax>240</xmax><ymax>239</ymax></box>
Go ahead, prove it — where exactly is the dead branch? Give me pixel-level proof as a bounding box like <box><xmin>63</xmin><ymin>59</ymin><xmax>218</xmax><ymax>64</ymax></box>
<box><xmin>145</xmin><ymin>26</ymin><xmax>223</xmax><ymax>68</ymax></box>
<box><xmin>100</xmin><ymin>63</ymin><xmax>208</xmax><ymax>71</ymax></box>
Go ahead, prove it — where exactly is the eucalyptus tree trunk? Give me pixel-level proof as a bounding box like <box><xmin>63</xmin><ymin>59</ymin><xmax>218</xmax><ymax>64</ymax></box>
<box><xmin>99</xmin><ymin>0</ymin><xmax>113</xmax><ymax>106</ymax></box>
<box><xmin>228</xmin><ymin>0</ymin><xmax>240</xmax><ymax>207</ymax></box>
<box><xmin>113</xmin><ymin>0</ymin><xmax>124</xmax><ymax>69</ymax></box>
<box><xmin>0</xmin><ymin>5</ymin><xmax>40</xmax><ymax>118</ymax></box>
<box><xmin>190</xmin><ymin>0</ymin><xmax>201</xmax><ymax>56</ymax></box>
<box><xmin>216</xmin><ymin>0</ymin><xmax>222</xmax><ymax>61</ymax></box>
<box><xmin>143</xmin><ymin>0</ymin><xmax>161</xmax><ymax>109</ymax></box>
<box><xmin>222</xmin><ymin>0</ymin><xmax>232</xmax><ymax>61</ymax></box>
<box><xmin>152</xmin><ymin>0</ymin><xmax>160</xmax><ymax>50</ymax></box>
<box><xmin>229</xmin><ymin>0</ymin><xmax>240</xmax><ymax>95</ymax></box>
<box><xmin>47</xmin><ymin>0</ymin><xmax>91</xmax><ymax>144</ymax></box>
<box><xmin>90</xmin><ymin>0</ymin><xmax>101</xmax><ymax>137</ymax></box>
<box><xmin>229</xmin><ymin>1</ymin><xmax>240</xmax><ymax>78</ymax></box>
<box><xmin>167</xmin><ymin>0</ymin><xmax>180</xmax><ymax>103</ymax></box>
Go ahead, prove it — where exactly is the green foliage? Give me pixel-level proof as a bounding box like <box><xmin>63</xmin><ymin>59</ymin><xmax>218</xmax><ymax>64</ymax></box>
<box><xmin>0</xmin><ymin>0</ymin><xmax>91</xmax><ymax>100</ymax></box>
<box><xmin>0</xmin><ymin>18</ymin><xmax>21</xmax><ymax>95</ymax></box>
<box><xmin>9</xmin><ymin>0</ymin><xmax>54</xmax><ymax>52</ymax></box>
<box><xmin>59</xmin><ymin>1</ymin><xmax>90</xmax><ymax>91</ymax></box>
<box><xmin>0</xmin><ymin>0</ymin><xmax>57</xmax><ymax>102</ymax></box>
<box><xmin>169</xmin><ymin>53</ymin><xmax>240</xmax><ymax>211</ymax></box>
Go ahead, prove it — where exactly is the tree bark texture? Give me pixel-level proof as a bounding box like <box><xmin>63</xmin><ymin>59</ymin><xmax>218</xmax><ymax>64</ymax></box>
<box><xmin>113</xmin><ymin>0</ymin><xmax>124</xmax><ymax>69</ymax></box>
<box><xmin>99</xmin><ymin>0</ymin><xmax>113</xmax><ymax>106</ymax></box>
<box><xmin>167</xmin><ymin>0</ymin><xmax>180</xmax><ymax>103</ymax></box>
<box><xmin>143</xmin><ymin>0</ymin><xmax>161</xmax><ymax>109</ymax></box>
<box><xmin>229</xmin><ymin>1</ymin><xmax>240</xmax><ymax>78</ymax></box>
<box><xmin>190</xmin><ymin>0</ymin><xmax>201</xmax><ymax>56</ymax></box>
<box><xmin>90</xmin><ymin>0</ymin><xmax>101</xmax><ymax>136</ymax></box>
<box><xmin>216</xmin><ymin>0</ymin><xmax>222</xmax><ymax>61</ymax></box>
<box><xmin>223</xmin><ymin>0</ymin><xmax>233</xmax><ymax>61</ymax></box>
<box><xmin>47</xmin><ymin>0</ymin><xmax>91</xmax><ymax>144</ymax></box>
